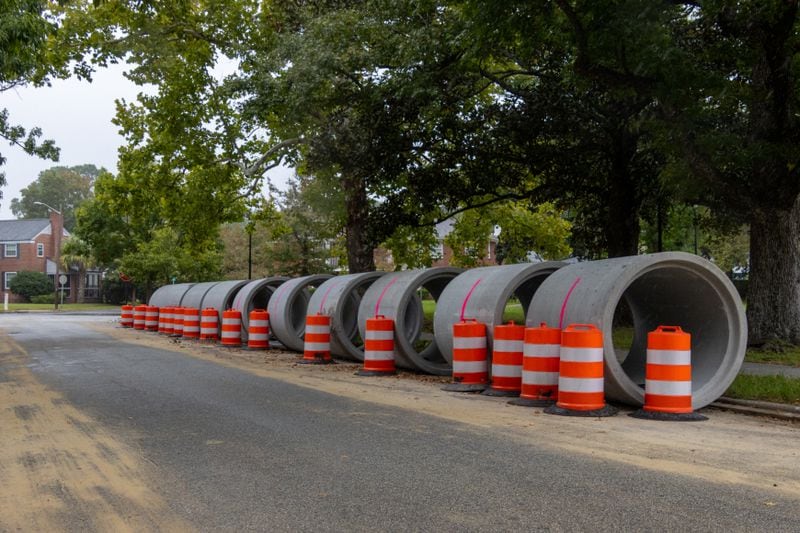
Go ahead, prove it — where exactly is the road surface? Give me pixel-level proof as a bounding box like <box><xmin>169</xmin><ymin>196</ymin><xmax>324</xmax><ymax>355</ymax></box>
<box><xmin>1</xmin><ymin>313</ymin><xmax>798</xmax><ymax>531</ymax></box>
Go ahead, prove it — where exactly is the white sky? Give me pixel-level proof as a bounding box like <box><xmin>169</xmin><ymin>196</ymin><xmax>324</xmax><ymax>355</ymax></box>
<box><xmin>0</xmin><ymin>62</ymin><xmax>292</xmax><ymax>220</ymax></box>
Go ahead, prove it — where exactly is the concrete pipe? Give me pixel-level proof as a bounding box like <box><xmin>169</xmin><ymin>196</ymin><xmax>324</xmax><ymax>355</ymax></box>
<box><xmin>358</xmin><ymin>267</ymin><xmax>464</xmax><ymax>375</ymax></box>
<box><xmin>230</xmin><ymin>276</ymin><xmax>289</xmax><ymax>340</ymax></box>
<box><xmin>434</xmin><ymin>262</ymin><xmax>565</xmax><ymax>364</ymax></box>
<box><xmin>149</xmin><ymin>283</ymin><xmax>195</xmax><ymax>307</ymax></box>
<box><xmin>268</xmin><ymin>274</ymin><xmax>334</xmax><ymax>352</ymax></box>
<box><xmin>180</xmin><ymin>282</ymin><xmax>221</xmax><ymax>310</ymax></box>
<box><xmin>306</xmin><ymin>272</ymin><xmax>386</xmax><ymax>361</ymax></box>
<box><xmin>202</xmin><ymin>280</ymin><xmax>249</xmax><ymax>318</ymax></box>
<box><xmin>526</xmin><ymin>252</ymin><xmax>747</xmax><ymax>409</ymax></box>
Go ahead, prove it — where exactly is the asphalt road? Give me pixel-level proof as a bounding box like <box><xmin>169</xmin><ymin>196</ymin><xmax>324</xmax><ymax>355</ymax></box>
<box><xmin>2</xmin><ymin>314</ymin><xmax>799</xmax><ymax>532</ymax></box>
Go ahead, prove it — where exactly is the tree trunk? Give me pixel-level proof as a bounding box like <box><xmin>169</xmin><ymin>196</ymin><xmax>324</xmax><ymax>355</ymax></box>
<box><xmin>605</xmin><ymin>130</ymin><xmax>641</xmax><ymax>258</ymax></box>
<box><xmin>747</xmin><ymin>197</ymin><xmax>800</xmax><ymax>345</ymax></box>
<box><xmin>342</xmin><ymin>174</ymin><xmax>375</xmax><ymax>273</ymax></box>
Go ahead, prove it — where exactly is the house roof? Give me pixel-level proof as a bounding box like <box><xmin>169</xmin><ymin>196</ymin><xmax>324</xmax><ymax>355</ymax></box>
<box><xmin>0</xmin><ymin>218</ymin><xmax>51</xmax><ymax>243</ymax></box>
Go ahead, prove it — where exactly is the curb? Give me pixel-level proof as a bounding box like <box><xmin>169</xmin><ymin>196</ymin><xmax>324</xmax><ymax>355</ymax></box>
<box><xmin>710</xmin><ymin>396</ymin><xmax>800</xmax><ymax>422</ymax></box>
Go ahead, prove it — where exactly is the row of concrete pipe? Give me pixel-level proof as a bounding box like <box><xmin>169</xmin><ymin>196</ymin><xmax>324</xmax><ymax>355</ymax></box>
<box><xmin>149</xmin><ymin>252</ymin><xmax>747</xmax><ymax>409</ymax></box>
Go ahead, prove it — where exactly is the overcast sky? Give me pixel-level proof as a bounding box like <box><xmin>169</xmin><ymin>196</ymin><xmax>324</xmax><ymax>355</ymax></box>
<box><xmin>0</xmin><ymin>63</ymin><xmax>291</xmax><ymax>220</ymax></box>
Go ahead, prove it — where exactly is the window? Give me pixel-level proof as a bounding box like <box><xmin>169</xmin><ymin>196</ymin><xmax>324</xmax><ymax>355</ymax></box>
<box><xmin>85</xmin><ymin>273</ymin><xmax>99</xmax><ymax>288</ymax></box>
<box><xmin>4</xmin><ymin>243</ymin><xmax>17</xmax><ymax>258</ymax></box>
<box><xmin>37</xmin><ymin>243</ymin><xmax>44</xmax><ymax>257</ymax></box>
<box><xmin>4</xmin><ymin>272</ymin><xmax>16</xmax><ymax>290</ymax></box>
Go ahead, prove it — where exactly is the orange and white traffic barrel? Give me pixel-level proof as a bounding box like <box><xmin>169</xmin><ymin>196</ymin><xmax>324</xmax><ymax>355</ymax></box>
<box><xmin>247</xmin><ymin>309</ymin><xmax>270</xmax><ymax>350</ymax></box>
<box><xmin>158</xmin><ymin>306</ymin><xmax>170</xmax><ymax>334</ymax></box>
<box><xmin>509</xmin><ymin>323</ymin><xmax>561</xmax><ymax>407</ymax></box>
<box><xmin>443</xmin><ymin>319</ymin><xmax>488</xmax><ymax>392</ymax></box>
<box><xmin>200</xmin><ymin>308</ymin><xmax>219</xmax><ymax>342</ymax></box>
<box><xmin>221</xmin><ymin>309</ymin><xmax>242</xmax><ymax>347</ymax></box>
<box><xmin>357</xmin><ymin>315</ymin><xmax>396</xmax><ymax>376</ymax></box>
<box><xmin>133</xmin><ymin>304</ymin><xmax>147</xmax><ymax>330</ymax></box>
<box><xmin>120</xmin><ymin>305</ymin><xmax>134</xmax><ymax>328</ymax></box>
<box><xmin>162</xmin><ymin>306</ymin><xmax>175</xmax><ymax>335</ymax></box>
<box><xmin>145</xmin><ymin>305</ymin><xmax>159</xmax><ymax>332</ymax></box>
<box><xmin>631</xmin><ymin>326</ymin><xmax>706</xmax><ymax>421</ymax></box>
<box><xmin>301</xmin><ymin>314</ymin><xmax>333</xmax><ymax>364</ymax></box>
<box><xmin>172</xmin><ymin>307</ymin><xmax>185</xmax><ymax>337</ymax></box>
<box><xmin>182</xmin><ymin>307</ymin><xmax>200</xmax><ymax>340</ymax></box>
<box><xmin>483</xmin><ymin>321</ymin><xmax>525</xmax><ymax>397</ymax></box>
<box><xmin>545</xmin><ymin>323</ymin><xmax>617</xmax><ymax>417</ymax></box>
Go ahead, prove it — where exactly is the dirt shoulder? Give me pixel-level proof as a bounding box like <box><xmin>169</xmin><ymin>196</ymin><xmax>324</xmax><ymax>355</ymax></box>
<box><xmin>0</xmin><ymin>331</ymin><xmax>190</xmax><ymax>532</ymax></box>
<box><xmin>96</xmin><ymin>321</ymin><xmax>800</xmax><ymax>500</ymax></box>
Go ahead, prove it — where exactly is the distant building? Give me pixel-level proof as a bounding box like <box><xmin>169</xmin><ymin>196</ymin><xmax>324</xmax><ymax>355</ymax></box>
<box><xmin>373</xmin><ymin>218</ymin><xmax>499</xmax><ymax>271</ymax></box>
<box><xmin>430</xmin><ymin>219</ymin><xmax>498</xmax><ymax>268</ymax></box>
<box><xmin>0</xmin><ymin>212</ymin><xmax>100</xmax><ymax>303</ymax></box>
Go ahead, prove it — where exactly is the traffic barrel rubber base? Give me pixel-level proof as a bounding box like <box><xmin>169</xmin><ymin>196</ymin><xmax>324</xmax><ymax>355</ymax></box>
<box><xmin>508</xmin><ymin>397</ymin><xmax>556</xmax><ymax>407</ymax></box>
<box><xmin>441</xmin><ymin>382</ymin><xmax>488</xmax><ymax>393</ymax></box>
<box><xmin>544</xmin><ymin>404</ymin><xmax>618</xmax><ymax>417</ymax></box>
<box><xmin>355</xmin><ymin>369</ymin><xmax>397</xmax><ymax>377</ymax></box>
<box><xmin>297</xmin><ymin>354</ymin><xmax>335</xmax><ymax>365</ymax></box>
<box><xmin>629</xmin><ymin>409</ymin><xmax>707</xmax><ymax>422</ymax></box>
<box><xmin>481</xmin><ymin>387</ymin><xmax>519</xmax><ymax>398</ymax></box>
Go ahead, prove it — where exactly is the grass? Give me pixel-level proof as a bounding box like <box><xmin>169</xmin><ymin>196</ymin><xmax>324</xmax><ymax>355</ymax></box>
<box><xmin>745</xmin><ymin>343</ymin><xmax>800</xmax><ymax>368</ymax></box>
<box><xmin>422</xmin><ymin>299</ymin><xmax>526</xmax><ymax>323</ymax></box>
<box><xmin>0</xmin><ymin>303</ymin><xmax>120</xmax><ymax>312</ymax></box>
<box><xmin>724</xmin><ymin>374</ymin><xmax>800</xmax><ymax>405</ymax></box>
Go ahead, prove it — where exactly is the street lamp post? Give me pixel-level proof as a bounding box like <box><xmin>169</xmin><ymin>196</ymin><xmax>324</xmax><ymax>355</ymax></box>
<box><xmin>33</xmin><ymin>201</ymin><xmax>62</xmax><ymax>311</ymax></box>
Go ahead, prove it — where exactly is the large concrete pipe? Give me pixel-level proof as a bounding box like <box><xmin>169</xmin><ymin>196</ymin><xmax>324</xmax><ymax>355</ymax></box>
<box><xmin>268</xmin><ymin>274</ymin><xmax>334</xmax><ymax>352</ymax></box>
<box><xmin>434</xmin><ymin>262</ymin><xmax>565</xmax><ymax>363</ymax></box>
<box><xmin>526</xmin><ymin>252</ymin><xmax>747</xmax><ymax>409</ymax></box>
<box><xmin>230</xmin><ymin>276</ymin><xmax>289</xmax><ymax>339</ymax></box>
<box><xmin>180</xmin><ymin>282</ymin><xmax>221</xmax><ymax>310</ymax></box>
<box><xmin>306</xmin><ymin>272</ymin><xmax>386</xmax><ymax>361</ymax></box>
<box><xmin>149</xmin><ymin>283</ymin><xmax>195</xmax><ymax>307</ymax></box>
<box><xmin>201</xmin><ymin>280</ymin><xmax>249</xmax><ymax>318</ymax></box>
<box><xmin>358</xmin><ymin>268</ymin><xmax>463</xmax><ymax>375</ymax></box>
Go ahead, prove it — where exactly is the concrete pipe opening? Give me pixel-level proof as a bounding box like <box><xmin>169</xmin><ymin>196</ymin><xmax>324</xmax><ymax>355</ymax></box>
<box><xmin>434</xmin><ymin>263</ymin><xmax>565</xmax><ymax>364</ymax></box>
<box><xmin>149</xmin><ymin>283</ymin><xmax>196</xmax><ymax>307</ymax></box>
<box><xmin>526</xmin><ymin>252</ymin><xmax>747</xmax><ymax>408</ymax></box>
<box><xmin>307</xmin><ymin>272</ymin><xmax>386</xmax><ymax>361</ymax></box>
<box><xmin>230</xmin><ymin>276</ymin><xmax>289</xmax><ymax>339</ymax></box>
<box><xmin>268</xmin><ymin>274</ymin><xmax>334</xmax><ymax>352</ymax></box>
<box><xmin>358</xmin><ymin>268</ymin><xmax>463</xmax><ymax>375</ymax></box>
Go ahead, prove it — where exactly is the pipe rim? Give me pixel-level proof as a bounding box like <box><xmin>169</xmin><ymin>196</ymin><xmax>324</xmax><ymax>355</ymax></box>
<box><xmin>599</xmin><ymin>254</ymin><xmax>747</xmax><ymax>408</ymax></box>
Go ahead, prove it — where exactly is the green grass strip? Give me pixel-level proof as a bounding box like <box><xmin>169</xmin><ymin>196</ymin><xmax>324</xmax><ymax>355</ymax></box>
<box><xmin>725</xmin><ymin>374</ymin><xmax>800</xmax><ymax>405</ymax></box>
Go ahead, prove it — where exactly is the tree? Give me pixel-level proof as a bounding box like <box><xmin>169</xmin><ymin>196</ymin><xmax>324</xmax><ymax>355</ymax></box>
<box><xmin>0</xmin><ymin>0</ymin><xmax>61</xmax><ymax>202</ymax></box>
<box><xmin>443</xmin><ymin>201</ymin><xmax>572</xmax><ymax>267</ymax></box>
<box><xmin>54</xmin><ymin>0</ymin><xmax>293</xmax><ymax>272</ymax></box>
<box><xmin>60</xmin><ymin>236</ymin><xmax>94</xmax><ymax>303</ymax></box>
<box><xmin>8</xmin><ymin>270</ymin><xmax>51</xmax><ymax>301</ymax></box>
<box><xmin>650</xmin><ymin>1</ymin><xmax>800</xmax><ymax>344</ymax></box>
<box><xmin>119</xmin><ymin>227</ymin><xmax>223</xmax><ymax>299</ymax></box>
<box><xmin>10</xmin><ymin>165</ymin><xmax>98</xmax><ymax>230</ymax></box>
<box><xmin>238</xmin><ymin>0</ymin><xmax>521</xmax><ymax>272</ymax></box>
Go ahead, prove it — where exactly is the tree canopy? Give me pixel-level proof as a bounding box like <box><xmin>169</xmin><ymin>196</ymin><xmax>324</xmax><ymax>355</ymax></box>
<box><xmin>0</xmin><ymin>0</ymin><xmax>62</xmax><ymax>201</ymax></box>
<box><xmin>11</xmin><ymin>164</ymin><xmax>100</xmax><ymax>230</ymax></box>
<box><xmin>44</xmin><ymin>0</ymin><xmax>800</xmax><ymax>345</ymax></box>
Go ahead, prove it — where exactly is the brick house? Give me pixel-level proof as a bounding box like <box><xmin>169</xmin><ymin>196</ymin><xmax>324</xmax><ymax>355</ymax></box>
<box><xmin>0</xmin><ymin>211</ymin><xmax>97</xmax><ymax>303</ymax></box>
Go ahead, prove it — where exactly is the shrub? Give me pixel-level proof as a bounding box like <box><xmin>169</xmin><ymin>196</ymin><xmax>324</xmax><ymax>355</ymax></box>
<box><xmin>8</xmin><ymin>271</ymin><xmax>53</xmax><ymax>301</ymax></box>
<box><xmin>30</xmin><ymin>293</ymin><xmax>56</xmax><ymax>304</ymax></box>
